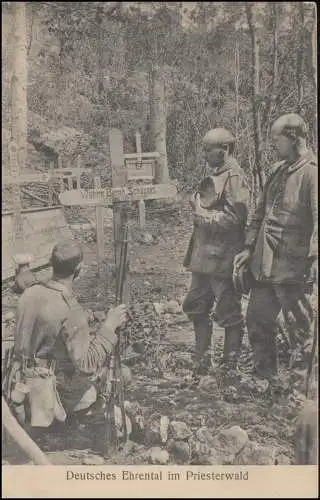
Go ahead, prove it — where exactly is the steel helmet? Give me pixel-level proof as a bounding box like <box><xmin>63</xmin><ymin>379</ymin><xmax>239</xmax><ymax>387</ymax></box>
<box><xmin>202</xmin><ymin>128</ymin><xmax>235</xmax><ymax>146</ymax></box>
<box><xmin>271</xmin><ymin>114</ymin><xmax>308</xmax><ymax>139</ymax></box>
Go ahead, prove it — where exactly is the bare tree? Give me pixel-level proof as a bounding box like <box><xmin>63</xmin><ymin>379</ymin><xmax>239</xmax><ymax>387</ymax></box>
<box><xmin>149</xmin><ymin>29</ymin><xmax>169</xmax><ymax>183</ymax></box>
<box><xmin>245</xmin><ymin>2</ymin><xmax>263</xmax><ymax>195</ymax></box>
<box><xmin>10</xmin><ymin>1</ymin><xmax>27</xmax><ymax>253</ymax></box>
<box><xmin>265</xmin><ymin>2</ymin><xmax>279</xmax><ymax>144</ymax></box>
<box><xmin>234</xmin><ymin>39</ymin><xmax>240</xmax><ymax>147</ymax></box>
<box><xmin>296</xmin><ymin>3</ymin><xmax>305</xmax><ymax>114</ymax></box>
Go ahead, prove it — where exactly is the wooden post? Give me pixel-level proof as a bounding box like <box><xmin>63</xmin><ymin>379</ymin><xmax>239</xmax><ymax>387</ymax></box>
<box><xmin>58</xmin><ymin>157</ymin><xmax>64</xmax><ymax>193</ymax></box>
<box><xmin>135</xmin><ymin>131</ymin><xmax>146</xmax><ymax>229</ymax></box>
<box><xmin>138</xmin><ymin>199</ymin><xmax>146</xmax><ymax>230</ymax></box>
<box><xmin>48</xmin><ymin>161</ymin><xmax>54</xmax><ymax>206</ymax></box>
<box><xmin>109</xmin><ymin>129</ymin><xmax>129</xmax><ymax>302</ymax></box>
<box><xmin>76</xmin><ymin>157</ymin><xmax>82</xmax><ymax>189</ymax></box>
<box><xmin>94</xmin><ymin>176</ymin><xmax>104</xmax><ymax>277</ymax></box>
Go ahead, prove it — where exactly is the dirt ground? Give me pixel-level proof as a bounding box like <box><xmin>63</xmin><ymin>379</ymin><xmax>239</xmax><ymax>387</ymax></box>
<box><xmin>2</xmin><ymin>201</ymin><xmax>316</xmax><ymax>465</ymax></box>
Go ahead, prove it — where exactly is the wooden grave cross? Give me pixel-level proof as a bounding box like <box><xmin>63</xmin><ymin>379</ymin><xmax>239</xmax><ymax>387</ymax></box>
<box><xmin>59</xmin><ymin>128</ymin><xmax>177</xmax><ymax>279</ymax></box>
<box><xmin>4</xmin><ymin>146</ymin><xmax>86</xmax><ymax>270</ymax></box>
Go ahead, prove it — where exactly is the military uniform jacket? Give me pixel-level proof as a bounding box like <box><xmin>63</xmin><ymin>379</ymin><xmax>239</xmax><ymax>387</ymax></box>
<box><xmin>245</xmin><ymin>152</ymin><xmax>318</xmax><ymax>284</ymax></box>
<box><xmin>13</xmin><ymin>280</ymin><xmax>117</xmax><ymax>412</ymax></box>
<box><xmin>183</xmin><ymin>158</ymin><xmax>249</xmax><ymax>276</ymax></box>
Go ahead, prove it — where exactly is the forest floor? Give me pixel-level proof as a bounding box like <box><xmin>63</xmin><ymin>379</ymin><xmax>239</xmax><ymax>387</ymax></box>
<box><xmin>2</xmin><ymin>200</ymin><xmax>315</xmax><ymax>466</ymax></box>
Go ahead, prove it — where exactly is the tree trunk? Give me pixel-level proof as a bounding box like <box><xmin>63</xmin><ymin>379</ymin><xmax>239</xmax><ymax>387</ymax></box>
<box><xmin>96</xmin><ymin>4</ymin><xmax>104</xmax><ymax>103</ymax></box>
<box><xmin>149</xmin><ymin>64</ymin><xmax>169</xmax><ymax>183</ymax></box>
<box><xmin>245</xmin><ymin>3</ymin><xmax>263</xmax><ymax>193</ymax></box>
<box><xmin>11</xmin><ymin>1</ymin><xmax>27</xmax><ymax>254</ymax></box>
<box><xmin>310</xmin><ymin>10</ymin><xmax>317</xmax><ymax>148</ymax></box>
<box><xmin>265</xmin><ymin>2</ymin><xmax>279</xmax><ymax>144</ymax></box>
<box><xmin>234</xmin><ymin>39</ymin><xmax>240</xmax><ymax>149</ymax></box>
<box><xmin>297</xmin><ymin>3</ymin><xmax>305</xmax><ymax>114</ymax></box>
<box><xmin>2</xmin><ymin>397</ymin><xmax>51</xmax><ymax>465</ymax></box>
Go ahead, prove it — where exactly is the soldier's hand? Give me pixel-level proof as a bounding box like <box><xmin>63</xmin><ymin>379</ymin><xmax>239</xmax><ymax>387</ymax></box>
<box><xmin>194</xmin><ymin>193</ymin><xmax>202</xmax><ymax>214</ymax></box>
<box><xmin>233</xmin><ymin>248</ymin><xmax>251</xmax><ymax>270</ymax></box>
<box><xmin>189</xmin><ymin>194</ymin><xmax>196</xmax><ymax>211</ymax></box>
<box><xmin>306</xmin><ymin>258</ymin><xmax>318</xmax><ymax>286</ymax></box>
<box><xmin>190</xmin><ymin>193</ymin><xmax>201</xmax><ymax>214</ymax></box>
<box><xmin>106</xmin><ymin>304</ymin><xmax>127</xmax><ymax>331</ymax></box>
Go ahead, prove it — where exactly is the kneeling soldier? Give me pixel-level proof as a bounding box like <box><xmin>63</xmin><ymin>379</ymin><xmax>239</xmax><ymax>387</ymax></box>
<box><xmin>183</xmin><ymin>128</ymin><xmax>249</xmax><ymax>378</ymax></box>
<box><xmin>4</xmin><ymin>240</ymin><xmax>128</xmax><ymax>430</ymax></box>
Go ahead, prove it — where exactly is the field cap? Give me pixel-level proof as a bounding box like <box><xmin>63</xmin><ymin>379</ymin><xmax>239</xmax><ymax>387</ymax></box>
<box><xmin>50</xmin><ymin>239</ymin><xmax>83</xmax><ymax>265</ymax></box>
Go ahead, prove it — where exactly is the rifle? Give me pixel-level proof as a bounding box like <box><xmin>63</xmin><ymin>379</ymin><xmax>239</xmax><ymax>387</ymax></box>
<box><xmin>104</xmin><ymin>222</ymin><xmax>129</xmax><ymax>455</ymax></box>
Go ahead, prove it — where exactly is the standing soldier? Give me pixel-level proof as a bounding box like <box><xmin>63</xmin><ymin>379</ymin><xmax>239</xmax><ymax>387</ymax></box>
<box><xmin>234</xmin><ymin>114</ymin><xmax>318</xmax><ymax>389</ymax></box>
<box><xmin>183</xmin><ymin>128</ymin><xmax>249</xmax><ymax>380</ymax></box>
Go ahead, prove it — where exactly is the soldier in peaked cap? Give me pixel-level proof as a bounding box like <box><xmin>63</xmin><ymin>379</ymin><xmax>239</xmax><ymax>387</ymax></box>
<box><xmin>234</xmin><ymin>113</ymin><xmax>318</xmax><ymax>390</ymax></box>
<box><xmin>6</xmin><ymin>239</ymin><xmax>129</xmax><ymax>429</ymax></box>
<box><xmin>183</xmin><ymin>127</ymin><xmax>249</xmax><ymax>381</ymax></box>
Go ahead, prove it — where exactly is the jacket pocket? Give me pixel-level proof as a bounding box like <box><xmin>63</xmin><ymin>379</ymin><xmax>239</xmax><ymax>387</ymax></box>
<box><xmin>202</xmin><ymin>244</ymin><xmax>225</xmax><ymax>259</ymax></box>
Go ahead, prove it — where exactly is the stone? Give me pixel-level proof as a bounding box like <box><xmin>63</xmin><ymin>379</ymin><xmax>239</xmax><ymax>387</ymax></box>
<box><xmin>3</xmin><ymin>311</ymin><xmax>15</xmax><ymax>323</ymax></box>
<box><xmin>167</xmin><ymin>439</ymin><xmax>191</xmax><ymax>464</ymax></box>
<box><xmin>211</xmin><ymin>426</ymin><xmax>249</xmax><ymax>464</ymax></box>
<box><xmin>234</xmin><ymin>441</ymin><xmax>276</xmax><ymax>465</ymax></box>
<box><xmin>169</xmin><ymin>421</ymin><xmax>193</xmax><ymax>441</ymax></box>
<box><xmin>121</xmin><ymin>440</ymin><xmax>136</xmax><ymax>457</ymax></box>
<box><xmin>93</xmin><ymin>310</ymin><xmax>106</xmax><ymax>322</ymax></box>
<box><xmin>275</xmin><ymin>454</ymin><xmax>292</xmax><ymax>465</ymax></box>
<box><xmin>141</xmin><ymin>233</ymin><xmax>154</xmax><ymax>244</ymax></box>
<box><xmin>255</xmin><ymin>379</ymin><xmax>270</xmax><ymax>393</ymax></box>
<box><xmin>165</xmin><ymin>300</ymin><xmax>181</xmax><ymax>314</ymax></box>
<box><xmin>123</xmin><ymin>347</ymin><xmax>141</xmax><ymax>366</ymax></box>
<box><xmin>85</xmin><ymin>309</ymin><xmax>95</xmax><ymax>323</ymax></box>
<box><xmin>148</xmin><ymin>447</ymin><xmax>169</xmax><ymax>465</ymax></box>
<box><xmin>114</xmin><ymin>405</ymin><xmax>132</xmax><ymax>439</ymax></box>
<box><xmin>198</xmin><ymin>376</ymin><xmax>218</xmax><ymax>393</ymax></box>
<box><xmin>153</xmin><ymin>302</ymin><xmax>166</xmax><ymax>315</ymax></box>
<box><xmin>82</xmin><ymin>454</ymin><xmax>105</xmax><ymax>465</ymax></box>
<box><xmin>160</xmin><ymin>416</ymin><xmax>170</xmax><ymax>444</ymax></box>
<box><xmin>70</xmin><ymin>223</ymin><xmax>82</xmax><ymax>231</ymax></box>
<box><xmin>145</xmin><ymin>415</ymin><xmax>162</xmax><ymax>446</ymax></box>
<box><xmin>123</xmin><ymin>401</ymin><xmax>145</xmax><ymax>443</ymax></box>
<box><xmin>196</xmin><ymin>426</ymin><xmax>215</xmax><ymax>446</ymax></box>
<box><xmin>121</xmin><ymin>365</ymin><xmax>132</xmax><ymax>387</ymax></box>
<box><xmin>188</xmin><ymin>436</ymin><xmax>220</xmax><ymax>465</ymax></box>
<box><xmin>132</xmin><ymin>342</ymin><xmax>145</xmax><ymax>354</ymax></box>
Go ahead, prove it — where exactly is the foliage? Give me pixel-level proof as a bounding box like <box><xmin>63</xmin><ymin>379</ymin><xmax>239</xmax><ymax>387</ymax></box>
<box><xmin>2</xmin><ymin>2</ymin><xmax>316</xmax><ymax>189</ymax></box>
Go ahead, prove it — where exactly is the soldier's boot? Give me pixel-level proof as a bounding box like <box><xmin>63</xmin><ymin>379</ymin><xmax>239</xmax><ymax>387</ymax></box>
<box><xmin>251</xmin><ymin>338</ymin><xmax>285</xmax><ymax>398</ymax></box>
<box><xmin>252</xmin><ymin>336</ymin><xmax>279</xmax><ymax>381</ymax></box>
<box><xmin>192</xmin><ymin>316</ymin><xmax>212</xmax><ymax>377</ymax></box>
<box><xmin>219</xmin><ymin>324</ymin><xmax>245</xmax><ymax>386</ymax></box>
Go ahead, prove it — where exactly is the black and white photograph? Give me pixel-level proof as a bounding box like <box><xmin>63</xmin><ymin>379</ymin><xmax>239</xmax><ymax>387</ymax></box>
<box><xmin>2</xmin><ymin>1</ymin><xmax>318</xmax><ymax>496</ymax></box>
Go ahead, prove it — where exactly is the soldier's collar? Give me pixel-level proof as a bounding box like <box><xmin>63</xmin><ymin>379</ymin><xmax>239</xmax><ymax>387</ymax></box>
<box><xmin>210</xmin><ymin>165</ymin><xmax>229</xmax><ymax>176</ymax></box>
<box><xmin>42</xmin><ymin>279</ymin><xmax>73</xmax><ymax>300</ymax></box>
<box><xmin>285</xmin><ymin>153</ymin><xmax>313</xmax><ymax>173</ymax></box>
